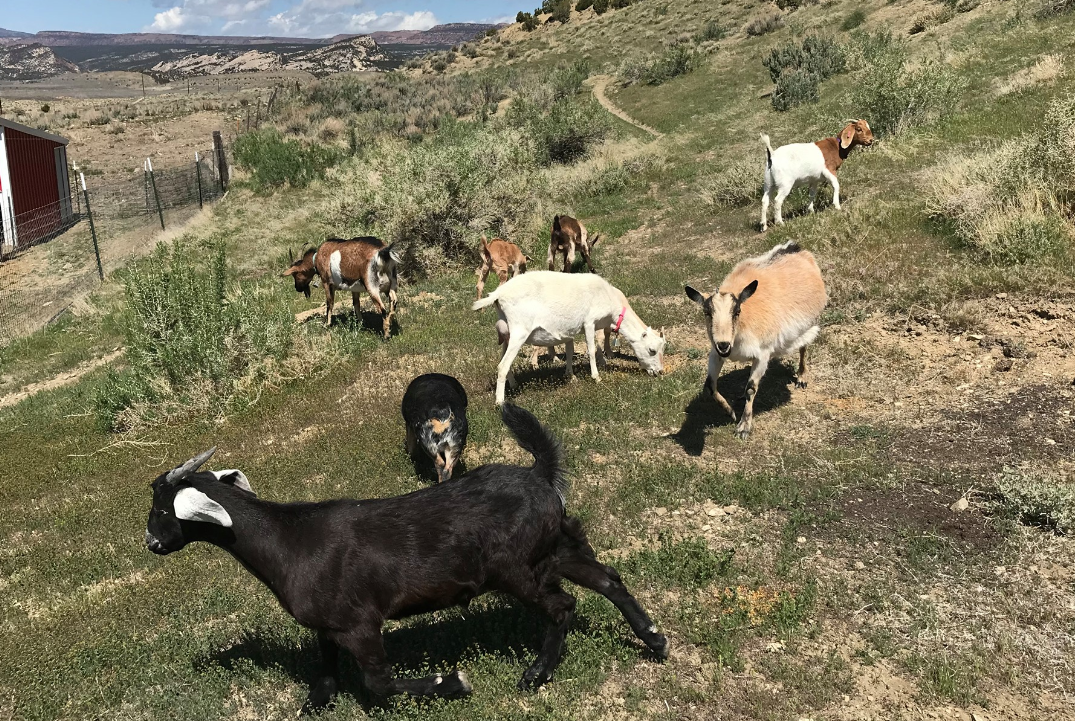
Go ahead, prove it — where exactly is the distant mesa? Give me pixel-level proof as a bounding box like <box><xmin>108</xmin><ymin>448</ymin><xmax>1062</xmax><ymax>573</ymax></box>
<box><xmin>0</xmin><ymin>43</ymin><xmax>79</xmax><ymax>81</ymax></box>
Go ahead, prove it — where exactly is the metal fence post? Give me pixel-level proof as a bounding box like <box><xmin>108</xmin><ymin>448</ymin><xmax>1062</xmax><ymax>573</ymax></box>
<box><xmin>147</xmin><ymin>158</ymin><xmax>165</xmax><ymax>230</ymax></box>
<box><xmin>81</xmin><ymin>173</ymin><xmax>104</xmax><ymax>281</ymax></box>
<box><xmin>213</xmin><ymin>131</ymin><xmax>229</xmax><ymax>192</ymax></box>
<box><xmin>195</xmin><ymin>152</ymin><xmax>203</xmax><ymax>209</ymax></box>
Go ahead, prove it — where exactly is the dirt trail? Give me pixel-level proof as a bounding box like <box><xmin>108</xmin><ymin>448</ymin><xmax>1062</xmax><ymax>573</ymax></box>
<box><xmin>588</xmin><ymin>75</ymin><xmax>664</xmax><ymax>139</ymax></box>
<box><xmin>0</xmin><ymin>350</ymin><xmax>122</xmax><ymax>410</ymax></box>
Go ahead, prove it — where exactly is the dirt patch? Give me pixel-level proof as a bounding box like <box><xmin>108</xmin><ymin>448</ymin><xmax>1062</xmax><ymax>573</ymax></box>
<box><xmin>588</xmin><ymin>75</ymin><xmax>664</xmax><ymax>139</ymax></box>
<box><xmin>883</xmin><ymin>384</ymin><xmax>1074</xmax><ymax>476</ymax></box>
<box><xmin>0</xmin><ymin>349</ymin><xmax>122</xmax><ymax>409</ymax></box>
<box><xmin>837</xmin><ymin>482</ymin><xmax>1001</xmax><ymax>552</ymax></box>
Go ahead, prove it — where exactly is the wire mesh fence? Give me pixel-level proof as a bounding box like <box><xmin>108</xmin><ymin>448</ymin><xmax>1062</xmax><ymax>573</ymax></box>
<box><xmin>0</xmin><ymin>138</ymin><xmax>231</xmax><ymax>344</ymax></box>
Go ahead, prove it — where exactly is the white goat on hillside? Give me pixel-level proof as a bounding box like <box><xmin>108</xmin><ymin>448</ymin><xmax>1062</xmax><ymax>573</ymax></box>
<box><xmin>685</xmin><ymin>241</ymin><xmax>827</xmax><ymax>439</ymax></box>
<box><xmin>473</xmin><ymin>272</ymin><xmax>665</xmax><ymax>404</ymax></box>
<box><xmin>759</xmin><ymin>119</ymin><xmax>874</xmax><ymax>231</ymax></box>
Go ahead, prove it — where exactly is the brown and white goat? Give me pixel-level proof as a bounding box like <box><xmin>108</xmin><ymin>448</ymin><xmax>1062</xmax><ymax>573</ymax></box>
<box><xmin>476</xmin><ymin>235</ymin><xmax>529</xmax><ymax>300</ymax></box>
<box><xmin>548</xmin><ymin>215</ymin><xmax>600</xmax><ymax>273</ymax></box>
<box><xmin>283</xmin><ymin>237</ymin><xmax>401</xmax><ymax>338</ymax></box>
<box><xmin>760</xmin><ymin>119</ymin><xmax>874</xmax><ymax>231</ymax></box>
<box><xmin>685</xmin><ymin>241</ymin><xmax>827</xmax><ymax>439</ymax></box>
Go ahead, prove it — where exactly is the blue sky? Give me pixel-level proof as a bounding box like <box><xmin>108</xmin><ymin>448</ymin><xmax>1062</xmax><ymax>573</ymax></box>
<box><xmin>3</xmin><ymin>0</ymin><xmax>523</xmax><ymax>38</ymax></box>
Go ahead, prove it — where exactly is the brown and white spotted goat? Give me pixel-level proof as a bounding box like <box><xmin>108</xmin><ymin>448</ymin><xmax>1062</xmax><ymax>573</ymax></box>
<box><xmin>476</xmin><ymin>235</ymin><xmax>529</xmax><ymax>300</ymax></box>
<box><xmin>685</xmin><ymin>241</ymin><xmax>827</xmax><ymax>439</ymax></box>
<box><xmin>284</xmin><ymin>237</ymin><xmax>401</xmax><ymax>338</ymax></box>
<box><xmin>548</xmin><ymin>215</ymin><xmax>600</xmax><ymax>273</ymax></box>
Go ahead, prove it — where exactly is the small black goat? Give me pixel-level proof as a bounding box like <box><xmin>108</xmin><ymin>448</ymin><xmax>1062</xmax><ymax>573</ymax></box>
<box><xmin>401</xmin><ymin>373</ymin><xmax>468</xmax><ymax>483</ymax></box>
<box><xmin>144</xmin><ymin>405</ymin><xmax>667</xmax><ymax>714</ymax></box>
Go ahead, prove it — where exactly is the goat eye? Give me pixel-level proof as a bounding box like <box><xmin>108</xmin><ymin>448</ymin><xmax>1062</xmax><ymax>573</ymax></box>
<box><xmin>650</xmin><ymin>349</ymin><xmax>657</xmax><ymax>356</ymax></box>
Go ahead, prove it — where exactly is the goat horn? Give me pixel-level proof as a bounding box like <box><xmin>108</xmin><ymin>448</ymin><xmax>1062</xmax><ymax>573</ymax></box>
<box><xmin>165</xmin><ymin>447</ymin><xmax>217</xmax><ymax>482</ymax></box>
<box><xmin>289</xmin><ymin>247</ymin><xmax>296</xmax><ymax>262</ymax></box>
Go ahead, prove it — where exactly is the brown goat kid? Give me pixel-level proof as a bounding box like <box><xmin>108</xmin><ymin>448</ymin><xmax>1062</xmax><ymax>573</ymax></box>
<box><xmin>548</xmin><ymin>215</ymin><xmax>600</xmax><ymax>273</ymax></box>
<box><xmin>476</xmin><ymin>236</ymin><xmax>529</xmax><ymax>300</ymax></box>
<box><xmin>283</xmin><ymin>237</ymin><xmax>401</xmax><ymax>338</ymax></box>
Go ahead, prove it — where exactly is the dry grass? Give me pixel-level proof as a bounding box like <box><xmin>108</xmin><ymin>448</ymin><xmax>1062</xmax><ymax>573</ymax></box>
<box><xmin>994</xmin><ymin>53</ymin><xmax>1065</xmax><ymax>96</ymax></box>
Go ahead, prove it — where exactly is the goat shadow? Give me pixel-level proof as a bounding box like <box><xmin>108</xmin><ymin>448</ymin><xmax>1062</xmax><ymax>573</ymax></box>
<box><xmin>197</xmin><ymin>598</ymin><xmax>642</xmax><ymax>711</ymax></box>
<box><xmin>328</xmin><ymin>308</ymin><xmax>401</xmax><ymax>338</ymax></box>
<box><xmin>493</xmin><ymin>348</ymin><xmax>644</xmax><ymax>399</ymax></box>
<box><xmin>672</xmin><ymin>362</ymin><xmax>794</xmax><ymax>456</ymax></box>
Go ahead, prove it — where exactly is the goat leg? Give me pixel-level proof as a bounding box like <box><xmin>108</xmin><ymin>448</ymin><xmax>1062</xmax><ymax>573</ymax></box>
<box><xmin>475</xmin><ymin>260</ymin><xmax>489</xmax><ymax>300</ymax></box>
<box><xmin>300</xmin><ymin>631</ymin><xmax>340</xmax><ymax>714</ymax></box>
<box><xmin>705</xmin><ymin>351</ymin><xmax>737</xmax><ymax>421</ymax></box>
<box><xmin>582</xmin><ymin>245</ymin><xmax>597</xmax><ymax>274</ymax></box>
<box><xmin>334</xmin><ymin>627</ymin><xmax>472</xmax><ymax>700</ymax></box>
<box><xmin>325</xmin><ymin>285</ymin><xmax>335</xmax><ymax>328</ymax></box>
<box><xmin>735</xmin><ymin>353</ymin><xmax>770</xmax><ymax>440</ymax></box>
<box><xmin>518</xmin><ymin>587</ymin><xmax>576</xmax><ymax>692</ymax></box>
<box><xmin>795</xmin><ymin>346</ymin><xmax>809</xmax><ymax>389</ymax></box>
<box><xmin>584</xmin><ymin>323</ymin><xmax>601</xmax><ymax>381</ymax></box>
<box><xmin>557</xmin><ymin>519</ymin><xmax>669</xmax><ymax>660</ymax></box>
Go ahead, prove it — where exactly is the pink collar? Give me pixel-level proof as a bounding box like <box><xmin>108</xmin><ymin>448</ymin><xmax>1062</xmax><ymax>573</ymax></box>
<box><xmin>612</xmin><ymin>306</ymin><xmax>627</xmax><ymax>333</ymax></box>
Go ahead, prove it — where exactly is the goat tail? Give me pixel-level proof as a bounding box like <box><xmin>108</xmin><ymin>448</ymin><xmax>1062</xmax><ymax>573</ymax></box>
<box><xmin>471</xmin><ymin>294</ymin><xmax>497</xmax><ymax>311</ymax></box>
<box><xmin>500</xmin><ymin>403</ymin><xmax>568</xmax><ymax>507</ymax></box>
<box><xmin>760</xmin><ymin>133</ymin><xmax>774</xmax><ymax>168</ymax></box>
<box><xmin>552</xmin><ymin>215</ymin><xmax>561</xmax><ymax>231</ymax></box>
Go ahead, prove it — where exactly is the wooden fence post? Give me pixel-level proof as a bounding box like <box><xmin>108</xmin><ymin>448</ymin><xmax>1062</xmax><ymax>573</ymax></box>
<box><xmin>195</xmin><ymin>152</ymin><xmax>203</xmax><ymax>209</ymax></box>
<box><xmin>213</xmin><ymin>131</ymin><xmax>229</xmax><ymax>192</ymax></box>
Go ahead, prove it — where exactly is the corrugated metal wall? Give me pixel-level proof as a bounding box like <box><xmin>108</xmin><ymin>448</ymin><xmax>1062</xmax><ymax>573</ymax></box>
<box><xmin>4</xmin><ymin>126</ymin><xmax>65</xmax><ymax>245</ymax></box>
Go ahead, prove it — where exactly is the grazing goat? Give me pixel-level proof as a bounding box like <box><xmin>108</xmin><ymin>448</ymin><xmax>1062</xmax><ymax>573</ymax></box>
<box><xmin>144</xmin><ymin>407</ymin><xmax>668</xmax><ymax>714</ymax></box>
<box><xmin>473</xmin><ymin>271</ymin><xmax>665</xmax><ymax>405</ymax></box>
<box><xmin>283</xmin><ymin>237</ymin><xmax>401</xmax><ymax>338</ymax></box>
<box><xmin>685</xmin><ymin>241</ymin><xmax>826</xmax><ymax>439</ymax></box>
<box><xmin>402</xmin><ymin>373</ymin><xmax>469</xmax><ymax>483</ymax></box>
<box><xmin>548</xmin><ymin>215</ymin><xmax>600</xmax><ymax>273</ymax></box>
<box><xmin>759</xmin><ymin>119</ymin><xmax>874</xmax><ymax>231</ymax></box>
<box><xmin>476</xmin><ymin>235</ymin><xmax>529</xmax><ymax>300</ymax></box>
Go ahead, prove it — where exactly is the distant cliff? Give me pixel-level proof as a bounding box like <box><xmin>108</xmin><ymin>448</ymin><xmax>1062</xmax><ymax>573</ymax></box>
<box><xmin>0</xmin><ymin>43</ymin><xmax>79</xmax><ymax>81</ymax></box>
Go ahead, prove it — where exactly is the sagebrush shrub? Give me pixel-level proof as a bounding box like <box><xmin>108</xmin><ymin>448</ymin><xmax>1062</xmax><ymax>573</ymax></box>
<box><xmin>745</xmin><ymin>12</ymin><xmax>785</xmax><ymax>36</ymax></box>
<box><xmin>509</xmin><ymin>96</ymin><xmax>611</xmax><ymax>164</ymax></box>
<box><xmin>696</xmin><ymin>20</ymin><xmax>727</xmax><ymax>42</ymax></box>
<box><xmin>849</xmin><ymin>33</ymin><xmax>964</xmax><ymax>136</ymax></box>
<box><xmin>841</xmin><ymin>9</ymin><xmax>867</xmax><ymax>30</ymax></box>
<box><xmin>619</xmin><ymin>43</ymin><xmax>706</xmax><ymax>86</ymax></box>
<box><xmin>927</xmin><ymin>95</ymin><xmax>1075</xmax><ymax>264</ymax></box>
<box><xmin>698</xmin><ymin>158</ymin><xmax>761</xmax><ymax>207</ymax></box>
<box><xmin>95</xmin><ymin>242</ymin><xmax>295</xmax><ymax>432</ymax></box>
<box><xmin>331</xmin><ymin>121</ymin><xmax>547</xmax><ymax>274</ymax></box>
<box><xmin>996</xmin><ymin>469</ymin><xmax>1075</xmax><ymax>534</ymax></box>
<box><xmin>764</xmin><ymin>35</ymin><xmax>846</xmax><ymax>110</ymax></box>
<box><xmin>233</xmin><ymin>128</ymin><xmax>340</xmax><ymax>190</ymax></box>
<box><xmin>550</xmin><ymin>59</ymin><xmax>590</xmax><ymax>100</ymax></box>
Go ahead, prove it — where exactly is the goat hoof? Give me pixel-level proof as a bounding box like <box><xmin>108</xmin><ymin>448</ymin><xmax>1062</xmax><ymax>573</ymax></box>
<box><xmin>300</xmin><ymin>679</ymin><xmax>337</xmax><ymax>715</ymax></box>
<box><xmin>795</xmin><ymin>379</ymin><xmax>808</xmax><ymax>389</ymax></box>
<box><xmin>648</xmin><ymin>633</ymin><xmax>670</xmax><ymax>660</ymax></box>
<box><xmin>517</xmin><ymin>668</ymin><xmax>550</xmax><ymax>693</ymax></box>
<box><xmin>437</xmin><ymin>669</ymin><xmax>473</xmax><ymax>698</ymax></box>
<box><xmin>735</xmin><ymin>427</ymin><xmax>752</xmax><ymax>440</ymax></box>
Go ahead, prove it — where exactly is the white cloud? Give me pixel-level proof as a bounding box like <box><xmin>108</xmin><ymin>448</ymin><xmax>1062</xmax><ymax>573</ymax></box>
<box><xmin>144</xmin><ymin>0</ymin><xmax>433</xmax><ymax>36</ymax></box>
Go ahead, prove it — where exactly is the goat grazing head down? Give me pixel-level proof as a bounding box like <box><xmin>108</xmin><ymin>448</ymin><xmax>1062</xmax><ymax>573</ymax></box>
<box><xmin>633</xmin><ymin>326</ymin><xmax>667</xmax><ymax>374</ymax></box>
<box><xmin>145</xmin><ymin>447</ymin><xmax>254</xmax><ymax>555</ymax></box>
<box><xmin>282</xmin><ymin>247</ymin><xmax>317</xmax><ymax>298</ymax></box>
<box><xmin>685</xmin><ymin>281</ymin><xmax>758</xmax><ymax>358</ymax></box>
<box><xmin>839</xmin><ymin>119</ymin><xmax>874</xmax><ymax>150</ymax></box>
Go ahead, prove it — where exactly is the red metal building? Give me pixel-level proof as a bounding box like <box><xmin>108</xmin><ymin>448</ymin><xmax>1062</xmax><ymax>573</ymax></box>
<box><xmin>0</xmin><ymin>117</ymin><xmax>76</xmax><ymax>254</ymax></box>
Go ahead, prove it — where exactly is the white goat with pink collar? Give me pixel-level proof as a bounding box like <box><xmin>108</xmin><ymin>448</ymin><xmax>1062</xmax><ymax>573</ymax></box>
<box><xmin>473</xmin><ymin>271</ymin><xmax>666</xmax><ymax>404</ymax></box>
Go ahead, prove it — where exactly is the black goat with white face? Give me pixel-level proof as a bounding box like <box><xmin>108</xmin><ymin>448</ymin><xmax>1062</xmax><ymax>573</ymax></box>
<box><xmin>144</xmin><ymin>405</ymin><xmax>668</xmax><ymax>714</ymax></box>
<box><xmin>401</xmin><ymin>373</ymin><xmax>468</xmax><ymax>483</ymax></box>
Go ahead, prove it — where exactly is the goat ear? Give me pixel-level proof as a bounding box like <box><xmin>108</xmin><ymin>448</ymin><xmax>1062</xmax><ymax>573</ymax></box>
<box><xmin>211</xmin><ymin>469</ymin><xmax>255</xmax><ymax>495</ymax></box>
<box><xmin>839</xmin><ymin>124</ymin><xmax>856</xmax><ymax>149</ymax></box>
<box><xmin>173</xmin><ymin>487</ymin><xmax>232</xmax><ymax>527</ymax></box>
<box><xmin>739</xmin><ymin>280</ymin><xmax>759</xmax><ymax>304</ymax></box>
<box><xmin>685</xmin><ymin>285</ymin><xmax>707</xmax><ymax>305</ymax></box>
<box><xmin>282</xmin><ymin>266</ymin><xmax>297</xmax><ymax>277</ymax></box>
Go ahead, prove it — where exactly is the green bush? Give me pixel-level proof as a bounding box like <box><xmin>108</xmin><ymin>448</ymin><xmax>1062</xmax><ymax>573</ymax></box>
<box><xmin>550</xmin><ymin>59</ymin><xmax>590</xmax><ymax>100</ymax></box>
<box><xmin>764</xmin><ymin>35</ymin><xmax>846</xmax><ymax>110</ymax></box>
<box><xmin>547</xmin><ymin>0</ymin><xmax>572</xmax><ymax>22</ymax></box>
<box><xmin>233</xmin><ymin>128</ymin><xmax>340</xmax><ymax>190</ymax></box>
<box><xmin>335</xmin><ymin>121</ymin><xmax>546</xmax><ymax>274</ymax></box>
<box><xmin>509</xmin><ymin>96</ymin><xmax>611</xmax><ymax>165</ymax></box>
<box><xmin>849</xmin><ymin>32</ymin><xmax>964</xmax><ymax>137</ymax></box>
<box><xmin>841</xmin><ymin>9</ymin><xmax>867</xmax><ymax>29</ymax></box>
<box><xmin>1034</xmin><ymin>0</ymin><xmax>1075</xmax><ymax>18</ymax></box>
<box><xmin>772</xmin><ymin>68</ymin><xmax>820</xmax><ymax>110</ymax></box>
<box><xmin>576</xmin><ymin>0</ymin><xmax>594</xmax><ymax>9</ymax></box>
<box><xmin>620</xmin><ymin>42</ymin><xmax>705</xmax><ymax>86</ymax></box>
<box><xmin>95</xmin><ymin>241</ymin><xmax>295</xmax><ymax>432</ymax></box>
<box><xmin>696</xmin><ymin>19</ymin><xmax>728</xmax><ymax>42</ymax></box>
<box><xmin>594</xmin><ymin>0</ymin><xmax>610</xmax><ymax>12</ymax></box>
